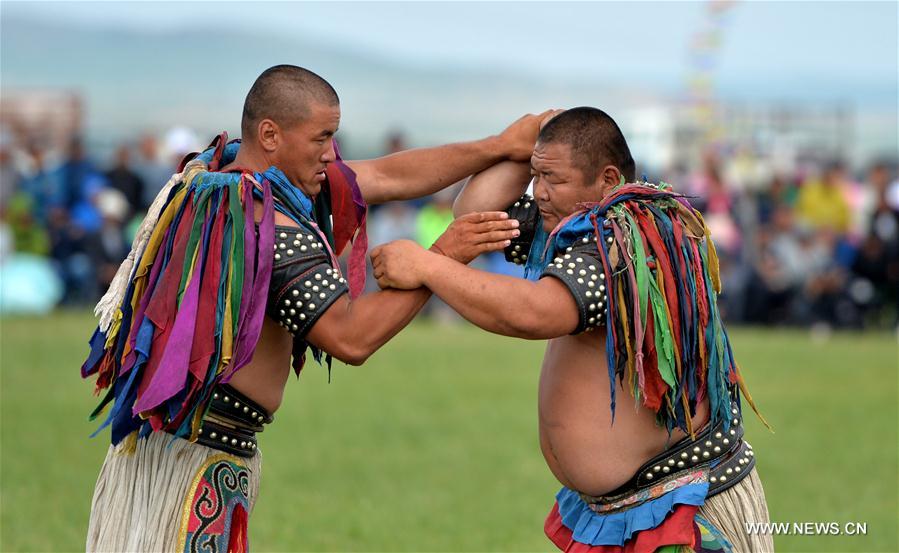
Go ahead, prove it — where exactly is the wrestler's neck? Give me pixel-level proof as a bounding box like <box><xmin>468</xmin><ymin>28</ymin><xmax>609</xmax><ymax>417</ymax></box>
<box><xmin>223</xmin><ymin>144</ymin><xmax>317</xmax><ymax>197</ymax></box>
<box><xmin>221</xmin><ymin>143</ymin><xmax>271</xmax><ymax>175</ymax></box>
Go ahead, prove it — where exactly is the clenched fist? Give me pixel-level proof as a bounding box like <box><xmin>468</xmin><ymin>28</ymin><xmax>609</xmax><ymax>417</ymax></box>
<box><xmin>371</xmin><ymin>240</ymin><xmax>429</xmax><ymax>290</ymax></box>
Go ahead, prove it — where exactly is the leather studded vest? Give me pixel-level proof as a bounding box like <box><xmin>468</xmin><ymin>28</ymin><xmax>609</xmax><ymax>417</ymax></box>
<box><xmin>266</xmin><ymin>223</ymin><xmax>348</xmax><ymax>339</ymax></box>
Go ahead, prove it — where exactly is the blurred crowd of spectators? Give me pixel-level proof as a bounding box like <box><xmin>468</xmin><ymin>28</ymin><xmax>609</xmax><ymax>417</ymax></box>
<box><xmin>1</xmin><ymin>133</ymin><xmax>177</xmax><ymax>307</ymax></box>
<box><xmin>1</xmin><ymin>129</ymin><xmax>897</xmax><ymax>330</ymax></box>
<box><xmin>675</xmin><ymin>151</ymin><xmax>899</xmax><ymax>331</ymax></box>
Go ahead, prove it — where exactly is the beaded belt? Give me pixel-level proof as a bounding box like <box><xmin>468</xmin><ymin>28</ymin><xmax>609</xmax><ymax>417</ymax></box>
<box><xmin>193</xmin><ymin>384</ymin><xmax>273</xmax><ymax>458</ymax></box>
<box><xmin>580</xmin><ymin>402</ymin><xmax>756</xmax><ymax>512</ymax></box>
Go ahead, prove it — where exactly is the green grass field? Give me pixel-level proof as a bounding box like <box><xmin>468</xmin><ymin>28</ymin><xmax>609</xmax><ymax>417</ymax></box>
<box><xmin>1</xmin><ymin>311</ymin><xmax>896</xmax><ymax>552</ymax></box>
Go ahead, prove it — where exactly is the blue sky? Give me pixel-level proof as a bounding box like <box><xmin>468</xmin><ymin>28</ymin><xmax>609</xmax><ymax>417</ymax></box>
<box><xmin>2</xmin><ymin>1</ymin><xmax>896</xmax><ymax>162</ymax></box>
<box><xmin>4</xmin><ymin>1</ymin><xmax>897</xmax><ymax>101</ymax></box>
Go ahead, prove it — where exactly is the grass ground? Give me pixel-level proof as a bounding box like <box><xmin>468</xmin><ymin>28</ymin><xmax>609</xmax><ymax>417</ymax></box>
<box><xmin>1</xmin><ymin>311</ymin><xmax>896</xmax><ymax>552</ymax></box>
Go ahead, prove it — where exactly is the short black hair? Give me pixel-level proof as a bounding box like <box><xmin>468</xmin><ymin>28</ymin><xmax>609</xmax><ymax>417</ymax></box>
<box><xmin>241</xmin><ymin>65</ymin><xmax>339</xmax><ymax>138</ymax></box>
<box><xmin>537</xmin><ymin>107</ymin><xmax>636</xmax><ymax>183</ymax></box>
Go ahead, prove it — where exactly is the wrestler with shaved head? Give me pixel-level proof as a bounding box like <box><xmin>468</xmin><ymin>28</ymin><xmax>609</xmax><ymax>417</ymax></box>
<box><xmin>83</xmin><ymin>64</ymin><xmax>550</xmax><ymax>552</ymax></box>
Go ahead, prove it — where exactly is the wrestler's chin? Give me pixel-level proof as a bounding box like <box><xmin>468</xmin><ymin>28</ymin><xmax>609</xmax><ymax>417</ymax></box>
<box><xmin>539</xmin><ymin>209</ymin><xmax>559</xmax><ymax>232</ymax></box>
<box><xmin>296</xmin><ymin>181</ymin><xmax>322</xmax><ymax>197</ymax></box>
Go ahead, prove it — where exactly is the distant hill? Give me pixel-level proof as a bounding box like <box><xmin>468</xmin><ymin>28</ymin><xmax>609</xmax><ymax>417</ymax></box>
<box><xmin>0</xmin><ymin>16</ymin><xmax>656</xmax><ymax>158</ymax></box>
<box><xmin>2</xmin><ymin>16</ymin><xmax>895</xmax><ymax>164</ymax></box>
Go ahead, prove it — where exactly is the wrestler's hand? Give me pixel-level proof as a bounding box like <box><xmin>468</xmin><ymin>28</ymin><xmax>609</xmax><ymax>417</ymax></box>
<box><xmin>540</xmin><ymin>109</ymin><xmax>565</xmax><ymax>130</ymax></box>
<box><xmin>431</xmin><ymin>211</ymin><xmax>520</xmax><ymax>264</ymax></box>
<box><xmin>499</xmin><ymin>110</ymin><xmax>556</xmax><ymax>161</ymax></box>
<box><xmin>371</xmin><ymin>240</ymin><xmax>430</xmax><ymax>290</ymax></box>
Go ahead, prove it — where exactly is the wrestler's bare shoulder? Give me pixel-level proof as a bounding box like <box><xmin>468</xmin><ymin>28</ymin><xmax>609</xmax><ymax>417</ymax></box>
<box><xmin>538</xmin><ymin>330</ymin><xmax>708</xmax><ymax>496</ymax></box>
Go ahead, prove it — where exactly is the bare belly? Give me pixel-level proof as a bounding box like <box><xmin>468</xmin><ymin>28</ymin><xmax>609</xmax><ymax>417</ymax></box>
<box><xmin>227</xmin><ymin>317</ymin><xmax>293</xmax><ymax>414</ymax></box>
<box><xmin>226</xmin><ymin>204</ymin><xmax>302</xmax><ymax>415</ymax></box>
<box><xmin>538</xmin><ymin>332</ymin><xmax>709</xmax><ymax>496</ymax></box>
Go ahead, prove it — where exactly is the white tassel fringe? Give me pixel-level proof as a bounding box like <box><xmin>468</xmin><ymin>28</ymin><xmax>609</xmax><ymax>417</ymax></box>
<box><xmin>94</xmin><ymin>171</ymin><xmax>184</xmax><ymax>332</ymax></box>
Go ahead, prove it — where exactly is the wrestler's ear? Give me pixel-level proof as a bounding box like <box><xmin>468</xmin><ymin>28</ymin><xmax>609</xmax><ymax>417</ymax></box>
<box><xmin>257</xmin><ymin>119</ymin><xmax>279</xmax><ymax>153</ymax></box>
<box><xmin>597</xmin><ymin>164</ymin><xmax>621</xmax><ymax>195</ymax></box>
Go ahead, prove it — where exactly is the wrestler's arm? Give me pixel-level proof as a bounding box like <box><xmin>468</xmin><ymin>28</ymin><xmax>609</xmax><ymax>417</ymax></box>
<box><xmin>345</xmin><ymin>111</ymin><xmax>550</xmax><ymax>205</ymax></box>
<box><xmin>305</xmin><ymin>288</ymin><xmax>431</xmax><ymax>365</ymax></box>
<box><xmin>453</xmin><ymin>108</ymin><xmax>561</xmax><ymax>216</ymax></box>
<box><xmin>452</xmin><ymin>161</ymin><xmax>532</xmax><ymax>217</ymax></box>
<box><xmin>372</xmin><ymin>242</ymin><xmax>579</xmax><ymax>339</ymax></box>
<box><xmin>304</xmin><ymin>212</ymin><xmax>520</xmax><ymax>365</ymax></box>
